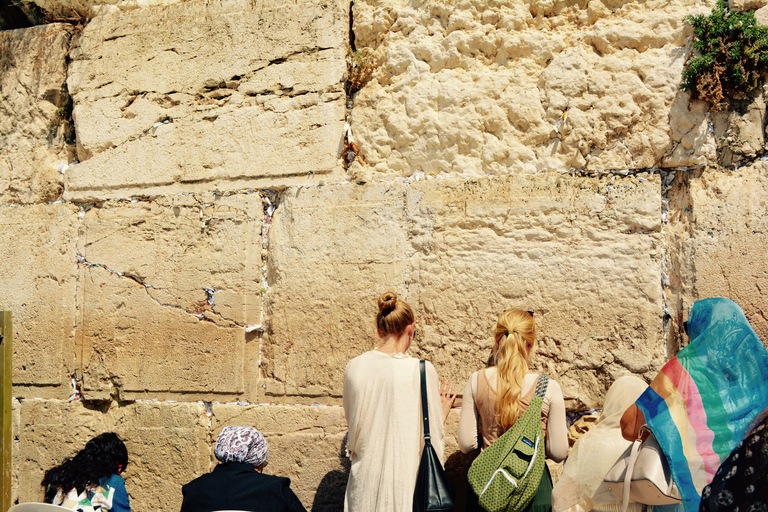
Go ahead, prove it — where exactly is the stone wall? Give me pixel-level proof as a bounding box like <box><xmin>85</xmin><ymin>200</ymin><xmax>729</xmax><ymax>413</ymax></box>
<box><xmin>3</xmin><ymin>0</ymin><xmax>768</xmax><ymax>510</ymax></box>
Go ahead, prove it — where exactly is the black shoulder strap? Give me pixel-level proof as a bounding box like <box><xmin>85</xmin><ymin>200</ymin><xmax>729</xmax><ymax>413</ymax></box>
<box><xmin>419</xmin><ymin>360</ymin><xmax>431</xmax><ymax>444</ymax></box>
<box><xmin>534</xmin><ymin>374</ymin><xmax>549</xmax><ymax>399</ymax></box>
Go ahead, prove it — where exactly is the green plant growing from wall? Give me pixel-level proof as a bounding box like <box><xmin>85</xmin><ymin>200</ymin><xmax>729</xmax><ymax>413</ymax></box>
<box><xmin>681</xmin><ymin>1</ymin><xmax>768</xmax><ymax>111</ymax></box>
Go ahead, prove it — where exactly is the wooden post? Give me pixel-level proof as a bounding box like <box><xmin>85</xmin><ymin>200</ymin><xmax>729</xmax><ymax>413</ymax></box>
<box><xmin>0</xmin><ymin>312</ymin><xmax>11</xmax><ymax>512</ymax></box>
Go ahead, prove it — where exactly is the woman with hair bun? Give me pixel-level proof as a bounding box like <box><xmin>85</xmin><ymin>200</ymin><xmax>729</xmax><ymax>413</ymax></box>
<box><xmin>458</xmin><ymin>309</ymin><xmax>568</xmax><ymax>512</ymax></box>
<box><xmin>343</xmin><ymin>291</ymin><xmax>455</xmax><ymax>512</ymax></box>
<box><xmin>41</xmin><ymin>432</ymin><xmax>131</xmax><ymax>511</ymax></box>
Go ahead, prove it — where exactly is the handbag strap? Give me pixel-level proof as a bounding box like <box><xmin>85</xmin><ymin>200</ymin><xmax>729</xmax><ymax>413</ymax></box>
<box><xmin>419</xmin><ymin>360</ymin><xmax>432</xmax><ymax>445</ymax></box>
<box><xmin>621</xmin><ymin>424</ymin><xmax>651</xmax><ymax>512</ymax></box>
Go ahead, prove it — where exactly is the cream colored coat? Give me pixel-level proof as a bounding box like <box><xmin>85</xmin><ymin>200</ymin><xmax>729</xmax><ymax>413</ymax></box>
<box><xmin>343</xmin><ymin>351</ymin><xmax>445</xmax><ymax>512</ymax></box>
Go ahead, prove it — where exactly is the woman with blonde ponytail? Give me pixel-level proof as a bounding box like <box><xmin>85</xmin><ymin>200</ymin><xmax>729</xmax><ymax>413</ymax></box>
<box><xmin>458</xmin><ymin>309</ymin><xmax>568</xmax><ymax>512</ymax></box>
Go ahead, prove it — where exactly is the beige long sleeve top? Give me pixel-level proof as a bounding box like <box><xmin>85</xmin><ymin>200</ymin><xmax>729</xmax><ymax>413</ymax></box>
<box><xmin>343</xmin><ymin>351</ymin><xmax>445</xmax><ymax>512</ymax></box>
<box><xmin>457</xmin><ymin>368</ymin><xmax>569</xmax><ymax>462</ymax></box>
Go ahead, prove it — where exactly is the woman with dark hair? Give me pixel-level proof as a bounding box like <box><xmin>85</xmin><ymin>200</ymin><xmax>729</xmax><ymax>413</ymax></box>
<box><xmin>343</xmin><ymin>291</ymin><xmax>455</xmax><ymax>512</ymax></box>
<box><xmin>41</xmin><ymin>432</ymin><xmax>130</xmax><ymax>512</ymax></box>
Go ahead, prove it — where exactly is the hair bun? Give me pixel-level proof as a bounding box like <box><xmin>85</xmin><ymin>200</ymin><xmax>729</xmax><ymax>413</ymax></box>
<box><xmin>378</xmin><ymin>292</ymin><xmax>398</xmax><ymax>313</ymax></box>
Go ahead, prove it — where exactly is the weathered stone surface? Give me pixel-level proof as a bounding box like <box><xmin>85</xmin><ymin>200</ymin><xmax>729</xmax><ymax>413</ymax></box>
<box><xmin>0</xmin><ymin>23</ymin><xmax>73</xmax><ymax>204</ymax></box>
<box><xmin>265</xmin><ymin>182</ymin><xmax>412</xmax><ymax>401</ymax></box>
<box><xmin>757</xmin><ymin>4</ymin><xmax>768</xmax><ymax>24</ymax></box>
<box><xmin>266</xmin><ymin>175</ymin><xmax>663</xmax><ymax>409</ymax></box>
<box><xmin>729</xmin><ymin>0</ymin><xmax>768</xmax><ymax>11</ymax></box>
<box><xmin>666</xmin><ymin>164</ymin><xmax>768</xmax><ymax>345</ymax></box>
<box><xmin>15</xmin><ymin>399</ymin><xmax>209</xmax><ymax>511</ymax></box>
<box><xmin>712</xmin><ymin>91</ymin><xmax>766</xmax><ymax>167</ymax></box>
<box><xmin>63</xmin><ymin>0</ymin><xmax>348</xmax><ymax>201</ymax></box>
<box><xmin>350</xmin><ymin>0</ymin><xmax>715</xmax><ymax>178</ymax></box>
<box><xmin>406</xmin><ymin>175</ymin><xmax>664</xmax><ymax>409</ymax></box>
<box><xmin>662</xmin><ymin>91</ymin><xmax>716</xmax><ymax>168</ymax></box>
<box><xmin>76</xmin><ymin>193</ymin><xmax>264</xmax><ymax>401</ymax></box>
<box><xmin>0</xmin><ymin>203</ymin><xmax>79</xmax><ymax>392</ymax></box>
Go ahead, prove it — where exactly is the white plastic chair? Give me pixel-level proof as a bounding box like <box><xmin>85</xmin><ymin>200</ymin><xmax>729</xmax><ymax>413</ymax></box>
<box><xmin>8</xmin><ymin>504</ymin><xmax>72</xmax><ymax>512</ymax></box>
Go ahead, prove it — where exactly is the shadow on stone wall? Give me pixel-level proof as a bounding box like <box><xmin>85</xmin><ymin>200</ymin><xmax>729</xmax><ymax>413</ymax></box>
<box><xmin>311</xmin><ymin>434</ymin><xmax>350</xmax><ymax>512</ymax></box>
<box><xmin>444</xmin><ymin>448</ymin><xmax>479</xmax><ymax>512</ymax></box>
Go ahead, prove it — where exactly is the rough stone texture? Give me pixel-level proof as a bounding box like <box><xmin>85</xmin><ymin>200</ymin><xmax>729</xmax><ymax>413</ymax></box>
<box><xmin>0</xmin><ymin>203</ymin><xmax>79</xmax><ymax>393</ymax></box>
<box><xmin>711</xmin><ymin>91</ymin><xmax>766</xmax><ymax>168</ymax></box>
<box><xmin>63</xmin><ymin>0</ymin><xmax>348</xmax><ymax>201</ymax></box>
<box><xmin>0</xmin><ymin>23</ymin><xmax>73</xmax><ymax>204</ymax></box>
<box><xmin>666</xmin><ymin>164</ymin><xmax>768</xmax><ymax>346</ymax></box>
<box><xmin>76</xmin><ymin>193</ymin><xmax>264</xmax><ymax>401</ymax></box>
<box><xmin>15</xmin><ymin>400</ymin><xmax>210</xmax><ymax>511</ymax></box>
<box><xmin>267</xmin><ymin>174</ymin><xmax>664</xmax><ymax>409</ymax></box>
<box><xmin>757</xmin><ymin>4</ymin><xmax>768</xmax><ymax>25</ymax></box>
<box><xmin>408</xmin><ymin>175</ymin><xmax>664</xmax><ymax>409</ymax></box>
<box><xmin>729</xmin><ymin>0</ymin><xmax>768</xmax><ymax>11</ymax></box>
<box><xmin>350</xmin><ymin>0</ymin><xmax>716</xmax><ymax>178</ymax></box>
<box><xmin>265</xmin><ymin>181</ymin><xmax>413</xmax><ymax>402</ymax></box>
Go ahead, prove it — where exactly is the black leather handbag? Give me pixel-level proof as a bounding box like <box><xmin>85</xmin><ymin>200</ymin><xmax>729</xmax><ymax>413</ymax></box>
<box><xmin>413</xmin><ymin>360</ymin><xmax>455</xmax><ymax>512</ymax></box>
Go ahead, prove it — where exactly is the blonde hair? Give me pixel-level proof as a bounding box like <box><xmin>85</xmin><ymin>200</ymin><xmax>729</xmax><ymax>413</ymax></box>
<box><xmin>493</xmin><ymin>309</ymin><xmax>536</xmax><ymax>430</ymax></box>
<box><xmin>376</xmin><ymin>292</ymin><xmax>415</xmax><ymax>337</ymax></box>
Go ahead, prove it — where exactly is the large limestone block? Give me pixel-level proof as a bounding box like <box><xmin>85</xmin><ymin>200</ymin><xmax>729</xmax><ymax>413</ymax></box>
<box><xmin>266</xmin><ymin>182</ymin><xmax>412</xmax><ymax>401</ymax></box>
<box><xmin>406</xmin><ymin>175</ymin><xmax>664</xmax><ymax>409</ymax></box>
<box><xmin>15</xmin><ymin>399</ymin><xmax>209</xmax><ymax>512</ymax></box>
<box><xmin>0</xmin><ymin>203</ymin><xmax>79</xmax><ymax>392</ymax></box>
<box><xmin>76</xmin><ymin>193</ymin><xmax>263</xmax><ymax>401</ymax></box>
<box><xmin>266</xmin><ymin>175</ymin><xmax>663</xmax><ymax>408</ymax></box>
<box><xmin>211</xmin><ymin>404</ymin><xmax>348</xmax><ymax>511</ymax></box>
<box><xmin>667</xmin><ymin>164</ymin><xmax>768</xmax><ymax>343</ymax></box>
<box><xmin>350</xmin><ymin>0</ymin><xmax>715</xmax><ymax>177</ymax></box>
<box><xmin>0</xmin><ymin>24</ymin><xmax>73</xmax><ymax>204</ymax></box>
<box><xmin>64</xmin><ymin>0</ymin><xmax>348</xmax><ymax>201</ymax></box>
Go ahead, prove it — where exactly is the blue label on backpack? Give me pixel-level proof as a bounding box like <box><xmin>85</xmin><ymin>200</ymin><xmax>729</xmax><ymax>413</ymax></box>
<box><xmin>521</xmin><ymin>437</ymin><xmax>533</xmax><ymax>448</ymax></box>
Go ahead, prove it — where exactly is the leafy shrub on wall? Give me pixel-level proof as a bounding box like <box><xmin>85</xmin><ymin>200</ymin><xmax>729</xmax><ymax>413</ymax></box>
<box><xmin>681</xmin><ymin>1</ymin><xmax>768</xmax><ymax>111</ymax></box>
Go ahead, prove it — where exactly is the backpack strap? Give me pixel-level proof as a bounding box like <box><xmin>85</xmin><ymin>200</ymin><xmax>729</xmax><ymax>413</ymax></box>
<box><xmin>534</xmin><ymin>374</ymin><xmax>549</xmax><ymax>400</ymax></box>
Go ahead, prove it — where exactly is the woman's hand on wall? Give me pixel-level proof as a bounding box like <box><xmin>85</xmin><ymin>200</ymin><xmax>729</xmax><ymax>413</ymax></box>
<box><xmin>440</xmin><ymin>380</ymin><xmax>457</xmax><ymax>424</ymax></box>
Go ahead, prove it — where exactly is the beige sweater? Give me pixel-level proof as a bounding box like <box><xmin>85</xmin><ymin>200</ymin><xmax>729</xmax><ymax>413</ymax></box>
<box><xmin>458</xmin><ymin>368</ymin><xmax>569</xmax><ymax>462</ymax></box>
<box><xmin>343</xmin><ymin>351</ymin><xmax>445</xmax><ymax>512</ymax></box>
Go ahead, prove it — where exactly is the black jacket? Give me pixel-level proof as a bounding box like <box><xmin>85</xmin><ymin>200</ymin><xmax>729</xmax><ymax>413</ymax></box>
<box><xmin>180</xmin><ymin>462</ymin><xmax>307</xmax><ymax>512</ymax></box>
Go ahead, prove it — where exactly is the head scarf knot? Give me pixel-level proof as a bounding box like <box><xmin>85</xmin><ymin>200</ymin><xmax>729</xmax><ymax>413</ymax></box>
<box><xmin>214</xmin><ymin>426</ymin><xmax>268</xmax><ymax>467</ymax></box>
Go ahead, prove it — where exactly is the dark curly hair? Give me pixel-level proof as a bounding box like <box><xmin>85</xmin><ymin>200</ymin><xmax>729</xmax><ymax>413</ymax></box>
<box><xmin>41</xmin><ymin>432</ymin><xmax>128</xmax><ymax>503</ymax></box>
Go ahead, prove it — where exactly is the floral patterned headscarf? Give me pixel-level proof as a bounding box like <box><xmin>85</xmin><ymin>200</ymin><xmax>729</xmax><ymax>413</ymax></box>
<box><xmin>214</xmin><ymin>426</ymin><xmax>269</xmax><ymax>467</ymax></box>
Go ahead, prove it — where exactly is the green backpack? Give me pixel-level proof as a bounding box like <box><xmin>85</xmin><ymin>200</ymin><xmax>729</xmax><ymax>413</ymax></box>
<box><xmin>467</xmin><ymin>374</ymin><xmax>549</xmax><ymax>512</ymax></box>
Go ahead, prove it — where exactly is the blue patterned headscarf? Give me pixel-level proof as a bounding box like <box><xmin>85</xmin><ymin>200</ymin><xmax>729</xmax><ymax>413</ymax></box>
<box><xmin>214</xmin><ymin>426</ymin><xmax>269</xmax><ymax>467</ymax></box>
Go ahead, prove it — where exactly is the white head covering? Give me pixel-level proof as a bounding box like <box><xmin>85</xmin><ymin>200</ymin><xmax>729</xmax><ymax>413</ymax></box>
<box><xmin>552</xmin><ymin>376</ymin><xmax>648</xmax><ymax>512</ymax></box>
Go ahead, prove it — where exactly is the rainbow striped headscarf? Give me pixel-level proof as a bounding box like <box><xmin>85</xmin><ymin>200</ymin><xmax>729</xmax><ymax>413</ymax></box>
<box><xmin>636</xmin><ymin>298</ymin><xmax>768</xmax><ymax>512</ymax></box>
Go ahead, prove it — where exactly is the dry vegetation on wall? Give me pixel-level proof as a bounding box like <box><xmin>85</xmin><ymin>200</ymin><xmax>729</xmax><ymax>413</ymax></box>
<box><xmin>345</xmin><ymin>47</ymin><xmax>375</xmax><ymax>95</ymax></box>
<box><xmin>43</xmin><ymin>3</ymin><xmax>94</xmax><ymax>33</ymax></box>
<box><xmin>681</xmin><ymin>1</ymin><xmax>768</xmax><ymax>111</ymax></box>
<box><xmin>0</xmin><ymin>40</ymin><xmax>14</xmax><ymax>72</ymax></box>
